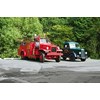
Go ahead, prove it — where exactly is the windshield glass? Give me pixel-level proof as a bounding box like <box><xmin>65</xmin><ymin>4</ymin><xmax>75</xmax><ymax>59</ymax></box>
<box><xmin>40</xmin><ymin>38</ymin><xmax>50</xmax><ymax>43</ymax></box>
<box><xmin>70</xmin><ymin>43</ymin><xmax>80</xmax><ymax>49</ymax></box>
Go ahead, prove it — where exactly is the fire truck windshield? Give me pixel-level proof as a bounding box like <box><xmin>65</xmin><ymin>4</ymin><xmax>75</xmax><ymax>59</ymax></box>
<box><xmin>40</xmin><ymin>38</ymin><xmax>50</xmax><ymax>43</ymax></box>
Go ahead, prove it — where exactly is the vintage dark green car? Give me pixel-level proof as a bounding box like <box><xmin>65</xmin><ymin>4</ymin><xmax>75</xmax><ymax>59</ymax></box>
<box><xmin>62</xmin><ymin>41</ymin><xmax>87</xmax><ymax>61</ymax></box>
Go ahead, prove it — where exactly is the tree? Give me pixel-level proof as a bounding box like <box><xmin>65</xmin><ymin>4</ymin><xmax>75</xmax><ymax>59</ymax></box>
<box><xmin>68</xmin><ymin>17</ymin><xmax>100</xmax><ymax>59</ymax></box>
<box><xmin>0</xmin><ymin>17</ymin><xmax>43</xmax><ymax>58</ymax></box>
<box><xmin>85</xmin><ymin>18</ymin><xmax>100</xmax><ymax>58</ymax></box>
<box><xmin>39</xmin><ymin>17</ymin><xmax>74</xmax><ymax>48</ymax></box>
<box><xmin>21</xmin><ymin>17</ymin><xmax>43</xmax><ymax>38</ymax></box>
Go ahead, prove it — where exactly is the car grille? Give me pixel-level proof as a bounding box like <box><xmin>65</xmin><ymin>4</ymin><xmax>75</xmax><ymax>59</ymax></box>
<box><xmin>51</xmin><ymin>47</ymin><xmax>56</xmax><ymax>52</ymax></box>
<box><xmin>81</xmin><ymin>49</ymin><xmax>85</xmax><ymax>57</ymax></box>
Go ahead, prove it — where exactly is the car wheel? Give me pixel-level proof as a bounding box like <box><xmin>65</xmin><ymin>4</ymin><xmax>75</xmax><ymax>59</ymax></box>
<box><xmin>69</xmin><ymin>53</ymin><xmax>75</xmax><ymax>61</ymax></box>
<box><xmin>63</xmin><ymin>57</ymin><xmax>66</xmax><ymax>60</ymax></box>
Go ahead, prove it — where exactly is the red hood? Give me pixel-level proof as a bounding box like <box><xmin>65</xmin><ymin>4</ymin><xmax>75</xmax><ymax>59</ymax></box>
<box><xmin>40</xmin><ymin>43</ymin><xmax>57</xmax><ymax>47</ymax></box>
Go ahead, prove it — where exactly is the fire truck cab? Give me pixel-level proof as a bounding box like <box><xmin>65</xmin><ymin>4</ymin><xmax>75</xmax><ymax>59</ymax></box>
<box><xmin>18</xmin><ymin>36</ymin><xmax>62</xmax><ymax>62</ymax></box>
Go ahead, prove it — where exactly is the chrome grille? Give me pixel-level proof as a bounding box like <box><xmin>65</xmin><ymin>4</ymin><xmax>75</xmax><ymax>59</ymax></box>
<box><xmin>51</xmin><ymin>47</ymin><xmax>56</xmax><ymax>52</ymax></box>
<box><xmin>81</xmin><ymin>49</ymin><xmax>85</xmax><ymax>57</ymax></box>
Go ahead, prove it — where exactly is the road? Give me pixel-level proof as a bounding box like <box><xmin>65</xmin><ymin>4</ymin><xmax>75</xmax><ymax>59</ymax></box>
<box><xmin>0</xmin><ymin>58</ymin><xmax>100</xmax><ymax>83</ymax></box>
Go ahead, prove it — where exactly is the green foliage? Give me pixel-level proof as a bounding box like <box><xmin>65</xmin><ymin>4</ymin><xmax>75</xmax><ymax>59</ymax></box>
<box><xmin>39</xmin><ymin>17</ymin><xmax>75</xmax><ymax>48</ymax></box>
<box><xmin>0</xmin><ymin>19</ymin><xmax>22</xmax><ymax>58</ymax></box>
<box><xmin>67</xmin><ymin>17</ymin><xmax>100</xmax><ymax>59</ymax></box>
<box><xmin>0</xmin><ymin>17</ymin><xmax>43</xmax><ymax>58</ymax></box>
<box><xmin>49</xmin><ymin>25</ymin><xmax>74</xmax><ymax>48</ymax></box>
<box><xmin>85</xmin><ymin>18</ymin><xmax>100</xmax><ymax>59</ymax></box>
<box><xmin>21</xmin><ymin>17</ymin><xmax>43</xmax><ymax>38</ymax></box>
<box><xmin>0</xmin><ymin>17</ymin><xmax>100</xmax><ymax>59</ymax></box>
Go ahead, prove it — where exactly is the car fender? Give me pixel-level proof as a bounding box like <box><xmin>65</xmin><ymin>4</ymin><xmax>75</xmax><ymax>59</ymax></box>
<box><xmin>73</xmin><ymin>52</ymin><xmax>77</xmax><ymax>57</ymax></box>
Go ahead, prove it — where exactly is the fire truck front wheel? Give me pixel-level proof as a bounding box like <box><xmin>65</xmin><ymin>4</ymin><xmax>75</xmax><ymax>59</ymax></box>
<box><xmin>40</xmin><ymin>52</ymin><xmax>45</xmax><ymax>63</ymax></box>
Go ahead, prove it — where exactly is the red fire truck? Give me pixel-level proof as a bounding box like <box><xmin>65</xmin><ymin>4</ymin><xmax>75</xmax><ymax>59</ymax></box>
<box><xmin>18</xmin><ymin>35</ymin><xmax>62</xmax><ymax>62</ymax></box>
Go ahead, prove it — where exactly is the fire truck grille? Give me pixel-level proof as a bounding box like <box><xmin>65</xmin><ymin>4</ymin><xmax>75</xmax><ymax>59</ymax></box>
<box><xmin>51</xmin><ymin>47</ymin><xmax>56</xmax><ymax>52</ymax></box>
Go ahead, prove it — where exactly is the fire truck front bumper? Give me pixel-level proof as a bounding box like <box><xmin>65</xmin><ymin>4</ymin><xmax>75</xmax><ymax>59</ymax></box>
<box><xmin>45</xmin><ymin>52</ymin><xmax>63</xmax><ymax>59</ymax></box>
<box><xmin>47</xmin><ymin>52</ymin><xmax>63</xmax><ymax>56</ymax></box>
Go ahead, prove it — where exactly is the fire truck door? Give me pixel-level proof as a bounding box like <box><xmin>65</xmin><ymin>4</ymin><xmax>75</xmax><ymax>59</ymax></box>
<box><xmin>27</xmin><ymin>44</ymin><xmax>30</xmax><ymax>56</ymax></box>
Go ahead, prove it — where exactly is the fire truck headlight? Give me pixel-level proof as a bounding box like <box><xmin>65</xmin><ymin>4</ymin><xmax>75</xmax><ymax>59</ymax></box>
<box><xmin>46</xmin><ymin>47</ymin><xmax>49</xmax><ymax>50</ymax></box>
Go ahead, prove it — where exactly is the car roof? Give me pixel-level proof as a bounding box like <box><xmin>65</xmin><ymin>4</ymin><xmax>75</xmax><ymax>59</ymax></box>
<box><xmin>64</xmin><ymin>41</ymin><xmax>79</xmax><ymax>44</ymax></box>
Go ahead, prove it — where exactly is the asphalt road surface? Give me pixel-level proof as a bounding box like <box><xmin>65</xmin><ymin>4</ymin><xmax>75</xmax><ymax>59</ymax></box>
<box><xmin>0</xmin><ymin>58</ymin><xmax>100</xmax><ymax>83</ymax></box>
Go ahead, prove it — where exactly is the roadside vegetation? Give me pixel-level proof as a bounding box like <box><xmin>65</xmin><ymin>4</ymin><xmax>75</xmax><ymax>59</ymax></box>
<box><xmin>0</xmin><ymin>17</ymin><xmax>100</xmax><ymax>59</ymax></box>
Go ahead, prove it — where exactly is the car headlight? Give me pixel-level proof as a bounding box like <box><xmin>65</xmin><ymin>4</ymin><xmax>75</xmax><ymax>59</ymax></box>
<box><xmin>79</xmin><ymin>52</ymin><xmax>81</xmax><ymax>54</ymax></box>
<box><xmin>85</xmin><ymin>52</ymin><xmax>87</xmax><ymax>54</ymax></box>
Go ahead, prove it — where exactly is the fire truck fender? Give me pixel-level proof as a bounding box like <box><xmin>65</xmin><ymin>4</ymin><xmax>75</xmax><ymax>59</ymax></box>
<box><xmin>39</xmin><ymin>49</ymin><xmax>50</xmax><ymax>54</ymax></box>
<box><xmin>39</xmin><ymin>50</ymin><xmax>46</xmax><ymax>54</ymax></box>
<box><xmin>57</xmin><ymin>49</ymin><xmax>63</xmax><ymax>52</ymax></box>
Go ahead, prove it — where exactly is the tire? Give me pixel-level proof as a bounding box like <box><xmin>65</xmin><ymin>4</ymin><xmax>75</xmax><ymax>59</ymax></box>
<box><xmin>69</xmin><ymin>53</ymin><xmax>75</xmax><ymax>61</ymax></box>
<box><xmin>63</xmin><ymin>57</ymin><xmax>66</xmax><ymax>60</ymax></box>
<box><xmin>81</xmin><ymin>58</ymin><xmax>86</xmax><ymax>61</ymax></box>
<box><xmin>40</xmin><ymin>52</ymin><xmax>45</xmax><ymax>63</ymax></box>
<box><xmin>55</xmin><ymin>56</ymin><xmax>61</xmax><ymax>62</ymax></box>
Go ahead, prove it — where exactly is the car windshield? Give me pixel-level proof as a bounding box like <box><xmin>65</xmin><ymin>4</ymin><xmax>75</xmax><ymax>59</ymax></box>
<box><xmin>70</xmin><ymin>43</ymin><xmax>80</xmax><ymax>49</ymax></box>
<box><xmin>40</xmin><ymin>38</ymin><xmax>50</xmax><ymax>43</ymax></box>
